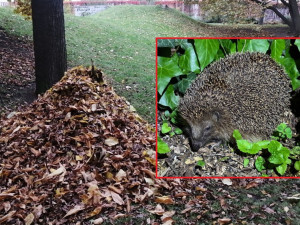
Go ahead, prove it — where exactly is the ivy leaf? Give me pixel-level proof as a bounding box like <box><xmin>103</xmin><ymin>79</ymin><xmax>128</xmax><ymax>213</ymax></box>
<box><xmin>219</xmin><ymin>39</ymin><xmax>235</xmax><ymax>54</ymax></box>
<box><xmin>174</xmin><ymin>127</ymin><xmax>183</xmax><ymax>135</ymax></box>
<box><xmin>175</xmin><ymin>72</ymin><xmax>197</xmax><ymax>94</ymax></box>
<box><xmin>284</xmin><ymin>127</ymin><xmax>292</xmax><ymax>139</ymax></box>
<box><xmin>194</xmin><ymin>39</ymin><xmax>219</xmax><ymax>71</ymax></box>
<box><xmin>236</xmin><ymin>139</ymin><xmax>252</xmax><ymax>152</ymax></box>
<box><xmin>270</xmin><ymin>39</ymin><xmax>285</xmax><ymax>62</ymax></box>
<box><xmin>255</xmin><ymin>156</ymin><xmax>266</xmax><ymax>172</ymax></box>
<box><xmin>294</xmin><ymin>161</ymin><xmax>300</xmax><ymax>171</ymax></box>
<box><xmin>236</xmin><ymin>140</ymin><xmax>261</xmax><ymax>154</ymax></box>
<box><xmin>276</xmin><ymin>163</ymin><xmax>287</xmax><ymax>175</ymax></box>
<box><xmin>268</xmin><ymin>141</ymin><xmax>290</xmax><ymax>165</ymax></box>
<box><xmin>295</xmin><ymin>39</ymin><xmax>300</xmax><ymax>52</ymax></box>
<box><xmin>157</xmin><ymin>39</ymin><xmax>188</xmax><ymax>48</ymax></box>
<box><xmin>157</xmin><ymin>55</ymin><xmax>182</xmax><ymax>95</ymax></box>
<box><xmin>178</xmin><ymin>43</ymin><xmax>200</xmax><ymax>74</ymax></box>
<box><xmin>276</xmin><ymin>123</ymin><xmax>287</xmax><ymax>132</ymax></box>
<box><xmin>161</xmin><ymin>122</ymin><xmax>171</xmax><ymax>134</ymax></box>
<box><xmin>277</xmin><ymin>56</ymin><xmax>300</xmax><ymax>91</ymax></box>
<box><xmin>157</xmin><ymin>136</ymin><xmax>170</xmax><ymax>154</ymax></box>
<box><xmin>237</xmin><ymin>39</ymin><xmax>269</xmax><ymax>53</ymax></box>
<box><xmin>233</xmin><ymin>129</ymin><xmax>243</xmax><ymax>141</ymax></box>
<box><xmin>243</xmin><ymin>158</ymin><xmax>250</xmax><ymax>167</ymax></box>
<box><xmin>158</xmin><ymin>84</ymin><xmax>179</xmax><ymax>110</ymax></box>
<box><xmin>256</xmin><ymin>140</ymin><xmax>270</xmax><ymax>149</ymax></box>
<box><xmin>197</xmin><ymin>160</ymin><xmax>205</xmax><ymax>167</ymax></box>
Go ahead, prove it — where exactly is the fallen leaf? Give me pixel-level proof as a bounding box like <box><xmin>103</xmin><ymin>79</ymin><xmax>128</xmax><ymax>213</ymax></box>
<box><xmin>93</xmin><ymin>217</ymin><xmax>104</xmax><ymax>224</ymax></box>
<box><xmin>245</xmin><ymin>181</ymin><xmax>259</xmax><ymax>189</ymax></box>
<box><xmin>0</xmin><ymin>211</ymin><xmax>16</xmax><ymax>223</ymax></box>
<box><xmin>63</xmin><ymin>205</ymin><xmax>85</xmax><ymax>218</ymax></box>
<box><xmin>110</xmin><ymin>191</ymin><xmax>124</xmax><ymax>205</ymax></box>
<box><xmin>155</xmin><ymin>196</ymin><xmax>175</xmax><ymax>205</ymax></box>
<box><xmin>104</xmin><ymin>137</ymin><xmax>119</xmax><ymax>146</ymax></box>
<box><xmin>115</xmin><ymin>169</ymin><xmax>126</xmax><ymax>182</ymax></box>
<box><xmin>264</xmin><ymin>207</ymin><xmax>275</xmax><ymax>214</ymax></box>
<box><xmin>148</xmin><ymin>204</ymin><xmax>165</xmax><ymax>215</ymax></box>
<box><xmin>24</xmin><ymin>213</ymin><xmax>34</xmax><ymax>225</ymax></box>
<box><xmin>218</xmin><ymin>218</ymin><xmax>231</xmax><ymax>224</ymax></box>
<box><xmin>222</xmin><ymin>179</ymin><xmax>232</xmax><ymax>186</ymax></box>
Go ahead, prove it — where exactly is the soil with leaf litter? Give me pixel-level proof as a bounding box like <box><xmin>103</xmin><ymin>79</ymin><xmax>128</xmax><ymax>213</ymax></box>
<box><xmin>0</xmin><ymin>27</ymin><xmax>36</xmax><ymax>116</ymax></box>
<box><xmin>2</xmin><ymin>67</ymin><xmax>285</xmax><ymax>225</ymax></box>
<box><xmin>157</xmin><ymin>113</ymin><xmax>298</xmax><ymax>178</ymax></box>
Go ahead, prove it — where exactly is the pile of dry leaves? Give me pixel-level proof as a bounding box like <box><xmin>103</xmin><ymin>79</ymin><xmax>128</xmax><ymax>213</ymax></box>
<box><xmin>0</xmin><ymin>67</ymin><xmax>212</xmax><ymax>224</ymax></box>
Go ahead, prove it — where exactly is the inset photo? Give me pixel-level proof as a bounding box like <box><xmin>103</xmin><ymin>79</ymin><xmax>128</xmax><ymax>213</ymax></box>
<box><xmin>156</xmin><ymin>38</ymin><xmax>300</xmax><ymax>178</ymax></box>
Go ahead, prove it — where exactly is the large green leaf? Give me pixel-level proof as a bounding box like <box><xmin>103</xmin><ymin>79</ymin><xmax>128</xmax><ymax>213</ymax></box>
<box><xmin>276</xmin><ymin>163</ymin><xmax>287</xmax><ymax>176</ymax></box>
<box><xmin>277</xmin><ymin>57</ymin><xmax>300</xmax><ymax>90</ymax></box>
<box><xmin>219</xmin><ymin>39</ymin><xmax>235</xmax><ymax>54</ymax></box>
<box><xmin>270</xmin><ymin>39</ymin><xmax>285</xmax><ymax>62</ymax></box>
<box><xmin>194</xmin><ymin>39</ymin><xmax>219</xmax><ymax>71</ymax></box>
<box><xmin>158</xmin><ymin>84</ymin><xmax>179</xmax><ymax>110</ymax></box>
<box><xmin>157</xmin><ymin>39</ymin><xmax>188</xmax><ymax>48</ymax></box>
<box><xmin>237</xmin><ymin>39</ymin><xmax>269</xmax><ymax>53</ymax></box>
<box><xmin>178</xmin><ymin>43</ymin><xmax>200</xmax><ymax>74</ymax></box>
<box><xmin>295</xmin><ymin>39</ymin><xmax>300</xmax><ymax>52</ymax></box>
<box><xmin>157</xmin><ymin>55</ymin><xmax>182</xmax><ymax>95</ymax></box>
<box><xmin>157</xmin><ymin>136</ymin><xmax>170</xmax><ymax>154</ymax></box>
<box><xmin>174</xmin><ymin>72</ymin><xmax>197</xmax><ymax>94</ymax></box>
<box><xmin>255</xmin><ymin>156</ymin><xmax>266</xmax><ymax>172</ymax></box>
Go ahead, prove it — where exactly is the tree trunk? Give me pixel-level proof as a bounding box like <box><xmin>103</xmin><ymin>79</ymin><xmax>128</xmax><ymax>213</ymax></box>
<box><xmin>31</xmin><ymin>0</ymin><xmax>67</xmax><ymax>94</ymax></box>
<box><xmin>288</xmin><ymin>0</ymin><xmax>300</xmax><ymax>36</ymax></box>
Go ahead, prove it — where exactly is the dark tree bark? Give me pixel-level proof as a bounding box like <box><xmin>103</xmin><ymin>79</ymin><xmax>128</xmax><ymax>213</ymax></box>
<box><xmin>31</xmin><ymin>0</ymin><xmax>67</xmax><ymax>94</ymax></box>
<box><xmin>251</xmin><ymin>0</ymin><xmax>300</xmax><ymax>36</ymax></box>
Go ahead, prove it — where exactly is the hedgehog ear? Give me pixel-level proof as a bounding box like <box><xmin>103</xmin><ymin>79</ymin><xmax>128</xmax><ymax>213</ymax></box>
<box><xmin>212</xmin><ymin>111</ymin><xmax>220</xmax><ymax>122</ymax></box>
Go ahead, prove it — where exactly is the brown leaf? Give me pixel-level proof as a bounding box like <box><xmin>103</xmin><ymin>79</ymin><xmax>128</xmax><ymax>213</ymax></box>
<box><xmin>148</xmin><ymin>204</ymin><xmax>165</xmax><ymax>215</ymax></box>
<box><xmin>245</xmin><ymin>181</ymin><xmax>259</xmax><ymax>189</ymax></box>
<box><xmin>24</xmin><ymin>213</ymin><xmax>34</xmax><ymax>225</ymax></box>
<box><xmin>264</xmin><ymin>207</ymin><xmax>275</xmax><ymax>214</ymax></box>
<box><xmin>155</xmin><ymin>196</ymin><xmax>175</xmax><ymax>205</ymax></box>
<box><xmin>110</xmin><ymin>191</ymin><xmax>124</xmax><ymax>205</ymax></box>
<box><xmin>63</xmin><ymin>205</ymin><xmax>85</xmax><ymax>218</ymax></box>
<box><xmin>104</xmin><ymin>137</ymin><xmax>119</xmax><ymax>146</ymax></box>
<box><xmin>115</xmin><ymin>169</ymin><xmax>127</xmax><ymax>182</ymax></box>
<box><xmin>0</xmin><ymin>211</ymin><xmax>16</xmax><ymax>223</ymax></box>
<box><xmin>218</xmin><ymin>218</ymin><xmax>232</xmax><ymax>224</ymax></box>
<box><xmin>93</xmin><ymin>217</ymin><xmax>104</xmax><ymax>224</ymax></box>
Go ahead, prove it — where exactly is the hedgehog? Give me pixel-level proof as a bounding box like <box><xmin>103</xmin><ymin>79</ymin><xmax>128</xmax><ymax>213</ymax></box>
<box><xmin>178</xmin><ymin>52</ymin><xmax>292</xmax><ymax>151</ymax></box>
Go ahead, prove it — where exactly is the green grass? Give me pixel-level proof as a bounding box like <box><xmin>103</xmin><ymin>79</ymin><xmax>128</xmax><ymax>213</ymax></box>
<box><xmin>0</xmin><ymin>5</ymin><xmax>209</xmax><ymax>123</ymax></box>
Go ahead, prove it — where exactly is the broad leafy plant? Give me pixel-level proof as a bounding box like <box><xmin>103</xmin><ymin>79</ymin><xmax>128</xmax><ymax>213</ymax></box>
<box><xmin>157</xmin><ymin>39</ymin><xmax>300</xmax><ymax>156</ymax></box>
<box><xmin>233</xmin><ymin>124</ymin><xmax>300</xmax><ymax>176</ymax></box>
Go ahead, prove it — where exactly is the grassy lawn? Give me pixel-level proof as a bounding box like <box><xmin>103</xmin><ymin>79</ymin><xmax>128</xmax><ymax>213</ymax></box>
<box><xmin>0</xmin><ymin>5</ymin><xmax>210</xmax><ymax>123</ymax></box>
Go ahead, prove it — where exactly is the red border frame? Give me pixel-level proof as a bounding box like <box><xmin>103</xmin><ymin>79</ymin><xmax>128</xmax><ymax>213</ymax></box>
<box><xmin>155</xmin><ymin>37</ymin><xmax>300</xmax><ymax>179</ymax></box>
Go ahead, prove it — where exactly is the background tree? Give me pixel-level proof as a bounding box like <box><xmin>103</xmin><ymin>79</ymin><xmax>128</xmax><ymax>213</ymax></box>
<box><xmin>31</xmin><ymin>0</ymin><xmax>67</xmax><ymax>94</ymax></box>
<box><xmin>250</xmin><ymin>0</ymin><xmax>300</xmax><ymax>36</ymax></box>
<box><xmin>199</xmin><ymin>0</ymin><xmax>263</xmax><ymax>23</ymax></box>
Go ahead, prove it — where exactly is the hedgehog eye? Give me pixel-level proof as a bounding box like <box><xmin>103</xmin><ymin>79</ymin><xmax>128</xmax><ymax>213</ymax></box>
<box><xmin>204</xmin><ymin>126</ymin><xmax>211</xmax><ymax>132</ymax></box>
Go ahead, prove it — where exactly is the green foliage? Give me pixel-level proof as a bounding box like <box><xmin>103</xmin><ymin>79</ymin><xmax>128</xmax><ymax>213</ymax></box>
<box><xmin>243</xmin><ymin>158</ymin><xmax>250</xmax><ymax>167</ymax></box>
<box><xmin>271</xmin><ymin>123</ymin><xmax>292</xmax><ymax>141</ymax></box>
<box><xmin>294</xmin><ymin>161</ymin><xmax>300</xmax><ymax>171</ymax></box>
<box><xmin>157</xmin><ymin>136</ymin><xmax>170</xmax><ymax>154</ymax></box>
<box><xmin>237</xmin><ymin>39</ymin><xmax>269</xmax><ymax>53</ymax></box>
<box><xmin>194</xmin><ymin>39</ymin><xmax>220</xmax><ymax>71</ymax></box>
<box><xmin>233</xmin><ymin>124</ymin><xmax>299</xmax><ymax>176</ymax></box>
<box><xmin>255</xmin><ymin>156</ymin><xmax>266</xmax><ymax>172</ymax></box>
<box><xmin>161</xmin><ymin>122</ymin><xmax>172</xmax><ymax>134</ymax></box>
<box><xmin>197</xmin><ymin>160</ymin><xmax>205</xmax><ymax>167</ymax></box>
<box><xmin>160</xmin><ymin>111</ymin><xmax>183</xmax><ymax>138</ymax></box>
<box><xmin>157</xmin><ymin>39</ymin><xmax>300</xmax><ymax>142</ymax></box>
<box><xmin>157</xmin><ymin>39</ymin><xmax>300</xmax><ymax>113</ymax></box>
